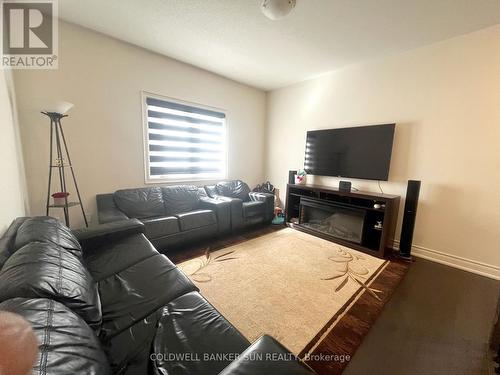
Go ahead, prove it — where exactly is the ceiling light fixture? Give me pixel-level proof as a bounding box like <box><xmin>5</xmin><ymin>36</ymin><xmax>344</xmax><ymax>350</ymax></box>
<box><xmin>261</xmin><ymin>0</ymin><xmax>296</xmax><ymax>20</ymax></box>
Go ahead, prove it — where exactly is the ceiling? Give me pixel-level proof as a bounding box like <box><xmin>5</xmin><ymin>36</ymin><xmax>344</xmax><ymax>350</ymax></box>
<box><xmin>59</xmin><ymin>0</ymin><xmax>500</xmax><ymax>90</ymax></box>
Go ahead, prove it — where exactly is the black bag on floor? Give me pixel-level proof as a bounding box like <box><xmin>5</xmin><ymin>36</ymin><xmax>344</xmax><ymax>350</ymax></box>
<box><xmin>253</xmin><ymin>181</ymin><xmax>275</xmax><ymax>194</ymax></box>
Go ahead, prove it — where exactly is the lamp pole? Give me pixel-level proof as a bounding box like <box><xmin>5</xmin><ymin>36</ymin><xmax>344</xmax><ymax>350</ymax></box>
<box><xmin>43</xmin><ymin>110</ymin><xmax>88</xmax><ymax>227</ymax></box>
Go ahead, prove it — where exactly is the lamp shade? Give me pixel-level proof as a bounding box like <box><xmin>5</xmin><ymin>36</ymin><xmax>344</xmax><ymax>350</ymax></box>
<box><xmin>43</xmin><ymin>101</ymin><xmax>74</xmax><ymax>114</ymax></box>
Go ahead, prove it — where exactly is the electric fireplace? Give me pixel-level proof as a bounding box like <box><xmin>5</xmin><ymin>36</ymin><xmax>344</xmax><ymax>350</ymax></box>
<box><xmin>299</xmin><ymin>198</ymin><xmax>365</xmax><ymax>244</ymax></box>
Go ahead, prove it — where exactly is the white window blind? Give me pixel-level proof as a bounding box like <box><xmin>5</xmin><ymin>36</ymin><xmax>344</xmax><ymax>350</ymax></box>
<box><xmin>143</xmin><ymin>95</ymin><xmax>227</xmax><ymax>182</ymax></box>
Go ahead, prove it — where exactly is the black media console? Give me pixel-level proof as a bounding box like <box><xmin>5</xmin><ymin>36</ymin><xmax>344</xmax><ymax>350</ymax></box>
<box><xmin>285</xmin><ymin>183</ymin><xmax>400</xmax><ymax>258</ymax></box>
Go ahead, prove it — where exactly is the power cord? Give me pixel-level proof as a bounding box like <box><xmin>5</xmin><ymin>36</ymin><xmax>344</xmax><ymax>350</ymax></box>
<box><xmin>378</xmin><ymin>180</ymin><xmax>384</xmax><ymax>194</ymax></box>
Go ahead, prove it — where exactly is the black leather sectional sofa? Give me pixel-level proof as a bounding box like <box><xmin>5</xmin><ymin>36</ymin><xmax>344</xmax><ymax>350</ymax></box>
<box><xmin>0</xmin><ymin>216</ymin><xmax>316</xmax><ymax>374</ymax></box>
<box><xmin>97</xmin><ymin>180</ymin><xmax>275</xmax><ymax>250</ymax></box>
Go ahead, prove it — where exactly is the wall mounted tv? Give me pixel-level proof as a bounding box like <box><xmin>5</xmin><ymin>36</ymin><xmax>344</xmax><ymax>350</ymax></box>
<box><xmin>304</xmin><ymin>123</ymin><xmax>395</xmax><ymax>181</ymax></box>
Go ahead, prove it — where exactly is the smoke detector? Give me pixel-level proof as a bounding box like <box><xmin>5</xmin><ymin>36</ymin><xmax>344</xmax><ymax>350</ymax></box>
<box><xmin>261</xmin><ymin>0</ymin><xmax>297</xmax><ymax>20</ymax></box>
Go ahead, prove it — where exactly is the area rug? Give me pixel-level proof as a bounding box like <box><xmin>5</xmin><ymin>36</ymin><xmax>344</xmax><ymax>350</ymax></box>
<box><xmin>177</xmin><ymin>227</ymin><xmax>408</xmax><ymax>374</ymax></box>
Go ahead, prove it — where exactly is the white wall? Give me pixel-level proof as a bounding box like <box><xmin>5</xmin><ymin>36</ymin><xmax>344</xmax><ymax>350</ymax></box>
<box><xmin>266</xmin><ymin>25</ymin><xmax>500</xmax><ymax>278</ymax></box>
<box><xmin>13</xmin><ymin>22</ymin><xmax>266</xmax><ymax>227</ymax></box>
<box><xmin>0</xmin><ymin>70</ymin><xmax>28</xmax><ymax>233</ymax></box>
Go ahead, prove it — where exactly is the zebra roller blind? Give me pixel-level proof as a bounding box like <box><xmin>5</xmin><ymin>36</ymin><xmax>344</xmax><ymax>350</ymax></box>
<box><xmin>144</xmin><ymin>95</ymin><xmax>227</xmax><ymax>181</ymax></box>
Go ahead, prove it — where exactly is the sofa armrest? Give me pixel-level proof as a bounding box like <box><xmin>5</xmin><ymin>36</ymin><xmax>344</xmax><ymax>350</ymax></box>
<box><xmin>218</xmin><ymin>335</ymin><xmax>316</xmax><ymax>375</ymax></box>
<box><xmin>249</xmin><ymin>192</ymin><xmax>275</xmax><ymax>222</ymax></box>
<box><xmin>72</xmin><ymin>219</ymin><xmax>145</xmax><ymax>251</ymax></box>
<box><xmin>199</xmin><ymin>197</ymin><xmax>231</xmax><ymax>233</ymax></box>
<box><xmin>211</xmin><ymin>196</ymin><xmax>244</xmax><ymax>230</ymax></box>
<box><xmin>96</xmin><ymin>193</ymin><xmax>129</xmax><ymax>223</ymax></box>
<box><xmin>99</xmin><ymin>208</ymin><xmax>129</xmax><ymax>224</ymax></box>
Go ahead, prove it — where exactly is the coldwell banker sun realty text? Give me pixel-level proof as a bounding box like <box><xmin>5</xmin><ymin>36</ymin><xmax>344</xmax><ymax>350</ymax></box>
<box><xmin>1</xmin><ymin>0</ymin><xmax>58</xmax><ymax>69</ymax></box>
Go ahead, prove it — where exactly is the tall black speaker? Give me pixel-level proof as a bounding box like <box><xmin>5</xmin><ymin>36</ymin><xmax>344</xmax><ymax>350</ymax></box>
<box><xmin>288</xmin><ymin>170</ymin><xmax>297</xmax><ymax>184</ymax></box>
<box><xmin>399</xmin><ymin>180</ymin><xmax>421</xmax><ymax>258</ymax></box>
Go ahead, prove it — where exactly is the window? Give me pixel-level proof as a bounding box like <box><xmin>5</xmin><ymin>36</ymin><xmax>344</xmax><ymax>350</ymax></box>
<box><xmin>142</xmin><ymin>93</ymin><xmax>227</xmax><ymax>182</ymax></box>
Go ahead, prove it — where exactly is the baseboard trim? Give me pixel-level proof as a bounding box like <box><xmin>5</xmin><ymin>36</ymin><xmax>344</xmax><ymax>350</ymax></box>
<box><xmin>392</xmin><ymin>240</ymin><xmax>500</xmax><ymax>281</ymax></box>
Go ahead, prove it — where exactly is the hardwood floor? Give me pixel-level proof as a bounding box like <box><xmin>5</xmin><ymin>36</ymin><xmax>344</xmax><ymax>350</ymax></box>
<box><xmin>302</xmin><ymin>258</ymin><xmax>409</xmax><ymax>374</ymax></box>
<box><xmin>343</xmin><ymin>258</ymin><xmax>500</xmax><ymax>375</ymax></box>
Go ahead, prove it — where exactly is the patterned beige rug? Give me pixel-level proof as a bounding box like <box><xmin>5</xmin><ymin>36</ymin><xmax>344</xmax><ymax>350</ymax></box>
<box><xmin>178</xmin><ymin>228</ymin><xmax>389</xmax><ymax>355</ymax></box>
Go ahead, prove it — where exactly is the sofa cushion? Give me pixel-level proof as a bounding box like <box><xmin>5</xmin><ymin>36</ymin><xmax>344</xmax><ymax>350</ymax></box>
<box><xmin>98</xmin><ymin>254</ymin><xmax>197</xmax><ymax>339</ymax></box>
<box><xmin>83</xmin><ymin>233</ymin><xmax>159</xmax><ymax>282</ymax></box>
<box><xmin>142</xmin><ymin>216</ymin><xmax>179</xmax><ymax>239</ymax></box>
<box><xmin>216</xmin><ymin>180</ymin><xmax>251</xmax><ymax>201</ymax></box>
<box><xmin>114</xmin><ymin>187</ymin><xmax>165</xmax><ymax>218</ymax></box>
<box><xmin>242</xmin><ymin>201</ymin><xmax>266</xmax><ymax>218</ymax></box>
<box><xmin>204</xmin><ymin>185</ymin><xmax>218</xmax><ymax>198</ymax></box>
<box><xmin>153</xmin><ymin>291</ymin><xmax>250</xmax><ymax>375</ymax></box>
<box><xmin>0</xmin><ymin>298</ymin><xmax>110</xmax><ymax>375</ymax></box>
<box><xmin>162</xmin><ymin>185</ymin><xmax>200</xmax><ymax>215</ymax></box>
<box><xmin>105</xmin><ymin>307</ymin><xmax>164</xmax><ymax>374</ymax></box>
<box><xmin>151</xmin><ymin>224</ymin><xmax>218</xmax><ymax>250</ymax></box>
<box><xmin>14</xmin><ymin>216</ymin><xmax>81</xmax><ymax>256</ymax></box>
<box><xmin>0</xmin><ymin>217</ymin><xmax>28</xmax><ymax>269</ymax></box>
<box><xmin>198</xmin><ymin>187</ymin><xmax>208</xmax><ymax>197</ymax></box>
<box><xmin>176</xmin><ymin>209</ymin><xmax>217</xmax><ymax>231</ymax></box>
<box><xmin>0</xmin><ymin>242</ymin><xmax>102</xmax><ymax>331</ymax></box>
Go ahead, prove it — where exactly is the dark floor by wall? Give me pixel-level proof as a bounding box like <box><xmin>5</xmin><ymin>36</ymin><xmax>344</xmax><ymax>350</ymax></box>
<box><xmin>343</xmin><ymin>258</ymin><xmax>500</xmax><ymax>375</ymax></box>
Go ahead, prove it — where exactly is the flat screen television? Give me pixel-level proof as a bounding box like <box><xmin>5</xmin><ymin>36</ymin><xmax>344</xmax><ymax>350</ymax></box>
<box><xmin>304</xmin><ymin>124</ymin><xmax>395</xmax><ymax>181</ymax></box>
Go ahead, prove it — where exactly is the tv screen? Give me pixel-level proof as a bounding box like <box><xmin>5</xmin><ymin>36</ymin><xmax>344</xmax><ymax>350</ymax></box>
<box><xmin>304</xmin><ymin>124</ymin><xmax>395</xmax><ymax>181</ymax></box>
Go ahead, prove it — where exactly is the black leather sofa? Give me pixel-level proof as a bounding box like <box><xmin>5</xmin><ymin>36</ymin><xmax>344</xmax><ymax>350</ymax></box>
<box><xmin>204</xmin><ymin>180</ymin><xmax>275</xmax><ymax>230</ymax></box>
<box><xmin>96</xmin><ymin>181</ymin><xmax>274</xmax><ymax>250</ymax></box>
<box><xmin>0</xmin><ymin>216</ymin><xmax>316</xmax><ymax>375</ymax></box>
<box><xmin>97</xmin><ymin>185</ymin><xmax>232</xmax><ymax>250</ymax></box>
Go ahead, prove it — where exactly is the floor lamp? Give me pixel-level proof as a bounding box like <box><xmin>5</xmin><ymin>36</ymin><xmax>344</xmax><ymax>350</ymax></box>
<box><xmin>42</xmin><ymin>101</ymin><xmax>88</xmax><ymax>227</ymax></box>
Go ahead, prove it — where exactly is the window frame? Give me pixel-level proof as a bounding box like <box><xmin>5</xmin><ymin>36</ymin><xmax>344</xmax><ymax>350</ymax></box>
<box><xmin>141</xmin><ymin>91</ymin><xmax>228</xmax><ymax>184</ymax></box>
